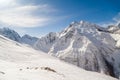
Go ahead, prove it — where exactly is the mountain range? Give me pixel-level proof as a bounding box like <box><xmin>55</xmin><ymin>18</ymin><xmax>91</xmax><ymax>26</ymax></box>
<box><xmin>0</xmin><ymin>27</ymin><xmax>39</xmax><ymax>46</ymax></box>
<box><xmin>1</xmin><ymin>34</ymin><xmax>116</xmax><ymax>80</ymax></box>
<box><xmin>0</xmin><ymin>20</ymin><xmax>120</xmax><ymax>79</ymax></box>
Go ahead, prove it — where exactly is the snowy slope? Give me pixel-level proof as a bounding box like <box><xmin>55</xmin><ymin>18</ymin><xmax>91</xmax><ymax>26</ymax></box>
<box><xmin>0</xmin><ymin>35</ymin><xmax>117</xmax><ymax>80</ymax></box>
<box><xmin>34</xmin><ymin>21</ymin><xmax>120</xmax><ymax>78</ymax></box>
<box><xmin>107</xmin><ymin>24</ymin><xmax>120</xmax><ymax>78</ymax></box>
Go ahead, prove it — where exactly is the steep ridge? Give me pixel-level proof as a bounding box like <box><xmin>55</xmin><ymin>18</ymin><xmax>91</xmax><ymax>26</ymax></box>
<box><xmin>34</xmin><ymin>21</ymin><xmax>120</xmax><ymax>78</ymax></box>
<box><xmin>34</xmin><ymin>32</ymin><xmax>58</xmax><ymax>52</ymax></box>
<box><xmin>0</xmin><ymin>27</ymin><xmax>21</xmax><ymax>42</ymax></box>
<box><xmin>0</xmin><ymin>27</ymin><xmax>39</xmax><ymax>46</ymax></box>
<box><xmin>0</xmin><ymin>35</ymin><xmax>117</xmax><ymax>80</ymax></box>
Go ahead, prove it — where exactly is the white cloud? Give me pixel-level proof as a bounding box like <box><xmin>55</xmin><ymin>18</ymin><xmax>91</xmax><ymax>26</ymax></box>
<box><xmin>0</xmin><ymin>0</ymin><xmax>55</xmax><ymax>27</ymax></box>
<box><xmin>0</xmin><ymin>0</ymin><xmax>17</xmax><ymax>7</ymax></box>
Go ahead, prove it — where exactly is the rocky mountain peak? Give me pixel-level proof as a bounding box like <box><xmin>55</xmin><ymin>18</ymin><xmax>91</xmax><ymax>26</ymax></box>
<box><xmin>34</xmin><ymin>20</ymin><xmax>120</xmax><ymax>78</ymax></box>
<box><xmin>0</xmin><ymin>27</ymin><xmax>21</xmax><ymax>42</ymax></box>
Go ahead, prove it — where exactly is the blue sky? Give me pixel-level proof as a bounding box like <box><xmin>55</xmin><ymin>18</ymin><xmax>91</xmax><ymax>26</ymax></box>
<box><xmin>0</xmin><ymin>0</ymin><xmax>120</xmax><ymax>37</ymax></box>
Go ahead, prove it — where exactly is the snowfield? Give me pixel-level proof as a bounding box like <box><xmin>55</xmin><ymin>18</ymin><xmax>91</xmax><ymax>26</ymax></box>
<box><xmin>0</xmin><ymin>35</ymin><xmax>117</xmax><ymax>80</ymax></box>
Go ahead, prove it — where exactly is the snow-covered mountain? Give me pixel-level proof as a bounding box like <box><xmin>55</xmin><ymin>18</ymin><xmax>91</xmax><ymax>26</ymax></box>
<box><xmin>21</xmin><ymin>34</ymin><xmax>39</xmax><ymax>46</ymax></box>
<box><xmin>0</xmin><ymin>35</ymin><xmax>117</xmax><ymax>80</ymax></box>
<box><xmin>34</xmin><ymin>32</ymin><xmax>58</xmax><ymax>52</ymax></box>
<box><xmin>0</xmin><ymin>27</ymin><xmax>39</xmax><ymax>46</ymax></box>
<box><xmin>1</xmin><ymin>21</ymin><xmax>120</xmax><ymax>79</ymax></box>
<box><xmin>34</xmin><ymin>21</ymin><xmax>120</xmax><ymax>78</ymax></box>
<box><xmin>0</xmin><ymin>27</ymin><xmax>21</xmax><ymax>42</ymax></box>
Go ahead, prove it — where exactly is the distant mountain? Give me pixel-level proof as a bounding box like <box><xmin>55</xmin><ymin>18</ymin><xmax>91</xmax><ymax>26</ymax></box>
<box><xmin>34</xmin><ymin>21</ymin><xmax>120</xmax><ymax>78</ymax></box>
<box><xmin>0</xmin><ymin>27</ymin><xmax>39</xmax><ymax>46</ymax></box>
<box><xmin>34</xmin><ymin>32</ymin><xmax>58</xmax><ymax>52</ymax></box>
<box><xmin>0</xmin><ymin>28</ymin><xmax>21</xmax><ymax>42</ymax></box>
<box><xmin>21</xmin><ymin>34</ymin><xmax>39</xmax><ymax>46</ymax></box>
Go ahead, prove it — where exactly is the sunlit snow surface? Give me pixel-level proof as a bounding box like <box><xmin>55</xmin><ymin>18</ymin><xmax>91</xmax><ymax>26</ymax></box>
<box><xmin>0</xmin><ymin>35</ymin><xmax>117</xmax><ymax>80</ymax></box>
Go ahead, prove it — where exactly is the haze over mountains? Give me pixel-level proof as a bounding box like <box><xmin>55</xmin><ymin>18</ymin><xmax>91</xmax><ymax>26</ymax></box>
<box><xmin>0</xmin><ymin>20</ymin><xmax>120</xmax><ymax>79</ymax></box>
